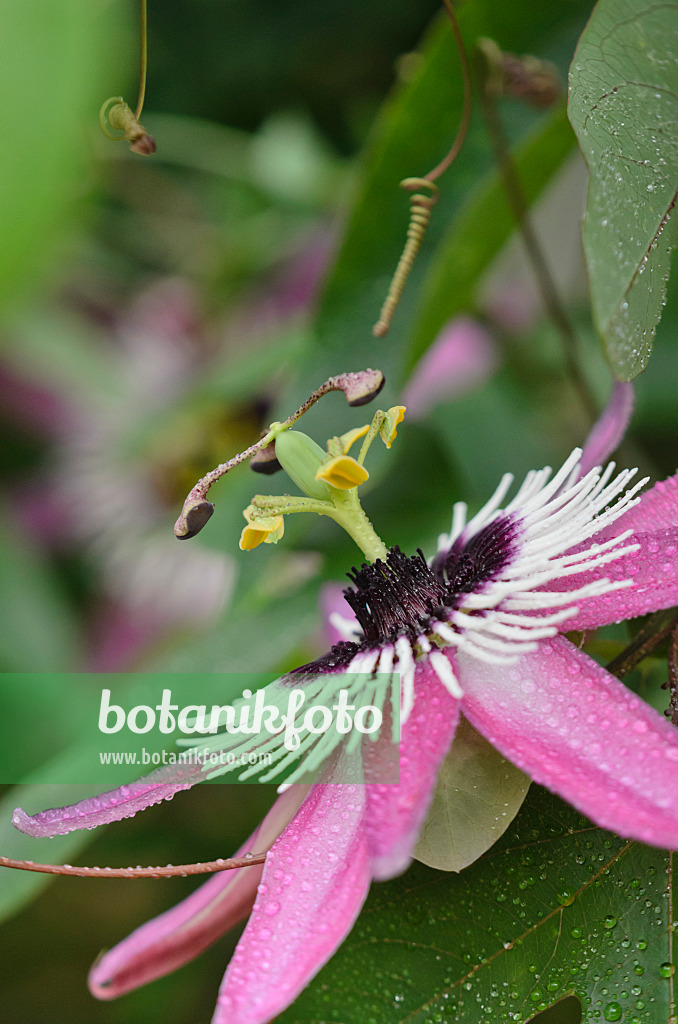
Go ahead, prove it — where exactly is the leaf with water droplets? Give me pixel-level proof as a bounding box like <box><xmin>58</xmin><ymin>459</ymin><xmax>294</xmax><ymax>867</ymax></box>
<box><xmin>277</xmin><ymin>787</ymin><xmax>676</xmax><ymax>1024</ymax></box>
<box><xmin>569</xmin><ymin>0</ymin><xmax>678</xmax><ymax>379</ymax></box>
<box><xmin>414</xmin><ymin>716</ymin><xmax>530</xmax><ymax>872</ymax></box>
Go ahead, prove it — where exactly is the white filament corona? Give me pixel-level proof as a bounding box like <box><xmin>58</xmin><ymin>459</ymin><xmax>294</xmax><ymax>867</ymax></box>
<box><xmin>427</xmin><ymin>451</ymin><xmax>646</xmax><ymax>676</ymax></box>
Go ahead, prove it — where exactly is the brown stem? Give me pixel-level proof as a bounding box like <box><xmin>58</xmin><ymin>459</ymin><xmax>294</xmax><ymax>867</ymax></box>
<box><xmin>476</xmin><ymin>51</ymin><xmax>597</xmax><ymax>423</ymax></box>
<box><xmin>0</xmin><ymin>851</ymin><xmax>267</xmax><ymax>879</ymax></box>
<box><xmin>604</xmin><ymin>607</ymin><xmax>678</xmax><ymax>680</ymax></box>
<box><xmin>667</xmin><ymin>623</ymin><xmax>678</xmax><ymax>727</ymax></box>
<box><xmin>424</xmin><ymin>0</ymin><xmax>473</xmax><ymax>184</ymax></box>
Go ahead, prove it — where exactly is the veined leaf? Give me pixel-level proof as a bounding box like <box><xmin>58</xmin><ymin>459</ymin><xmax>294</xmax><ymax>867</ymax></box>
<box><xmin>569</xmin><ymin>0</ymin><xmax>678</xmax><ymax>379</ymax></box>
<box><xmin>278</xmin><ymin>787</ymin><xmax>675</xmax><ymax>1024</ymax></box>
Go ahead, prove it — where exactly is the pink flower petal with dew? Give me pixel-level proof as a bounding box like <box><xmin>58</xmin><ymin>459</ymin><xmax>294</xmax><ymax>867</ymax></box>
<box><xmin>364</xmin><ymin>661</ymin><xmax>460</xmax><ymax>880</ymax></box>
<box><xmin>578</xmin><ymin>380</ymin><xmax>634</xmax><ymax>478</ymax></box>
<box><xmin>457</xmin><ymin>636</ymin><xmax>678</xmax><ymax>849</ymax></box>
<box><xmin>554</xmin><ymin>526</ymin><xmax>678</xmax><ymax>630</ymax></box>
<box><xmin>12</xmin><ymin>761</ymin><xmax>208</xmax><ymax>838</ymax></box>
<box><xmin>402</xmin><ymin>317</ymin><xmax>498</xmax><ymax>419</ymax></box>
<box><xmin>607</xmin><ymin>472</ymin><xmax>678</xmax><ymax>535</ymax></box>
<box><xmin>541</xmin><ymin>473</ymin><xmax>678</xmax><ymax>631</ymax></box>
<box><xmin>213</xmin><ymin>767</ymin><xmax>370</xmax><ymax>1024</ymax></box>
<box><xmin>89</xmin><ymin>785</ymin><xmax>310</xmax><ymax>1000</ymax></box>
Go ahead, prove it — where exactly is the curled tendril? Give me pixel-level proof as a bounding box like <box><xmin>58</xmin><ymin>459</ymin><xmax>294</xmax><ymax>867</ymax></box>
<box><xmin>373</xmin><ymin>179</ymin><xmax>439</xmax><ymax>338</ymax></box>
<box><xmin>372</xmin><ymin>0</ymin><xmax>472</xmax><ymax>338</ymax></box>
<box><xmin>99</xmin><ymin>97</ymin><xmax>156</xmax><ymax>155</ymax></box>
<box><xmin>98</xmin><ymin>0</ymin><xmax>154</xmax><ymax>155</ymax></box>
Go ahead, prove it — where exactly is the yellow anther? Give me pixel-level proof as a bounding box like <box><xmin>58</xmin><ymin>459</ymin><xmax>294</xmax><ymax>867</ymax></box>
<box><xmin>380</xmin><ymin>406</ymin><xmax>406</xmax><ymax>448</ymax></box>
<box><xmin>315</xmin><ymin>455</ymin><xmax>369</xmax><ymax>490</ymax></box>
<box><xmin>339</xmin><ymin>424</ymin><xmax>370</xmax><ymax>454</ymax></box>
<box><xmin>239</xmin><ymin>508</ymin><xmax>285</xmax><ymax>551</ymax></box>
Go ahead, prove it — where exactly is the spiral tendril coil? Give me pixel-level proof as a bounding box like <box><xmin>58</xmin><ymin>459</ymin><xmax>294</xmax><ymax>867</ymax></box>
<box><xmin>372</xmin><ymin>178</ymin><xmax>439</xmax><ymax>338</ymax></box>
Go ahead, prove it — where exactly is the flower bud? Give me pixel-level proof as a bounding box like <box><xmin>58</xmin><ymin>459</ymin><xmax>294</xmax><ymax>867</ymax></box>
<box><xmin>274</xmin><ymin>430</ymin><xmax>331</xmax><ymax>501</ymax></box>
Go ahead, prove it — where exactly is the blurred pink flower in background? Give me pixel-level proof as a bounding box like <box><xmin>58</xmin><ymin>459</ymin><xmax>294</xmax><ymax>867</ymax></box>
<box><xmin>402</xmin><ymin>316</ymin><xmax>499</xmax><ymax>419</ymax></box>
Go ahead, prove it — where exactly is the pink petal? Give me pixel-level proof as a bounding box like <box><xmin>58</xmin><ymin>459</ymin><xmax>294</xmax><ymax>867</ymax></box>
<box><xmin>458</xmin><ymin>636</ymin><xmax>678</xmax><ymax>848</ymax></box>
<box><xmin>89</xmin><ymin>786</ymin><xmax>309</xmax><ymax>999</ymax></box>
<box><xmin>213</xmin><ymin>763</ymin><xmax>370</xmax><ymax>1024</ymax></box>
<box><xmin>12</xmin><ymin>761</ymin><xmax>208</xmax><ymax>838</ymax></box>
<box><xmin>320</xmin><ymin>583</ymin><xmax>357</xmax><ymax>647</ymax></box>
<box><xmin>537</xmin><ymin>472</ymin><xmax>678</xmax><ymax>631</ymax></box>
<box><xmin>610</xmin><ymin>473</ymin><xmax>678</xmax><ymax>535</ymax></box>
<box><xmin>402</xmin><ymin>317</ymin><xmax>498</xmax><ymax>419</ymax></box>
<box><xmin>364</xmin><ymin>660</ymin><xmax>460</xmax><ymax>880</ymax></box>
<box><xmin>543</xmin><ymin>527</ymin><xmax>678</xmax><ymax>633</ymax></box>
<box><xmin>578</xmin><ymin>380</ymin><xmax>634</xmax><ymax>478</ymax></box>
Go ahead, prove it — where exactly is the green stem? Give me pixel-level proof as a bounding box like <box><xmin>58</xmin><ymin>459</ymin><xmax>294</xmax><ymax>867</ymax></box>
<box><xmin>329</xmin><ymin>490</ymin><xmax>388</xmax><ymax>563</ymax></box>
<box><xmin>357</xmin><ymin>412</ymin><xmax>385</xmax><ymax>466</ymax></box>
<box><xmin>250</xmin><ymin>489</ymin><xmax>387</xmax><ymax>562</ymax></box>
<box><xmin>250</xmin><ymin>495</ymin><xmax>331</xmax><ymax>516</ymax></box>
<box><xmin>135</xmin><ymin>0</ymin><xmax>148</xmax><ymax>119</ymax></box>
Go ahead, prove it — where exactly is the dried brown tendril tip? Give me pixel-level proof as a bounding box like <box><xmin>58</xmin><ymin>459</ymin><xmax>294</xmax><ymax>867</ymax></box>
<box><xmin>174</xmin><ymin>500</ymin><xmax>215</xmax><ymax>539</ymax></box>
<box><xmin>129</xmin><ymin>132</ymin><xmax>157</xmax><ymax>155</ymax></box>
<box><xmin>476</xmin><ymin>38</ymin><xmax>560</xmax><ymax>109</ymax></box>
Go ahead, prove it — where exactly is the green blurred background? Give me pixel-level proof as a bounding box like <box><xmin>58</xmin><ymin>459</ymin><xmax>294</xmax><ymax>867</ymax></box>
<box><xmin>0</xmin><ymin>1</ymin><xmax>675</xmax><ymax>1022</ymax></box>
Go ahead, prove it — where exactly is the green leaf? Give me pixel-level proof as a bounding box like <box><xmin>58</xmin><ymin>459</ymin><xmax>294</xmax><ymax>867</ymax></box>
<box><xmin>406</xmin><ymin>106</ymin><xmax>577</xmax><ymax>370</ymax></box>
<box><xmin>0</xmin><ymin>512</ymin><xmax>79</xmax><ymax>672</ymax></box>
<box><xmin>278</xmin><ymin>787</ymin><xmax>675</xmax><ymax>1024</ymax></box>
<box><xmin>148</xmin><ymin>568</ymin><xmax>321</xmax><ymax>673</ymax></box>
<box><xmin>414</xmin><ymin>716</ymin><xmax>530</xmax><ymax>873</ymax></box>
<box><xmin>568</xmin><ymin>0</ymin><xmax>678</xmax><ymax>379</ymax></box>
<box><xmin>0</xmin><ymin>0</ymin><xmax>125</xmax><ymax>313</ymax></box>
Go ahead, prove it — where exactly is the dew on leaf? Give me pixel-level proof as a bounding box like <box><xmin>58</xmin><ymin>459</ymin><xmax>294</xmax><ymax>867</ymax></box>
<box><xmin>659</xmin><ymin>962</ymin><xmax>675</xmax><ymax>978</ymax></box>
<box><xmin>604</xmin><ymin>1002</ymin><xmax>623</xmax><ymax>1021</ymax></box>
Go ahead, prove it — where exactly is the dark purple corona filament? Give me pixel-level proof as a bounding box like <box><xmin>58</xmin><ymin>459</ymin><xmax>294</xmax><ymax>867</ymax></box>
<box><xmin>296</xmin><ymin>518</ymin><xmax>518</xmax><ymax>674</ymax></box>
